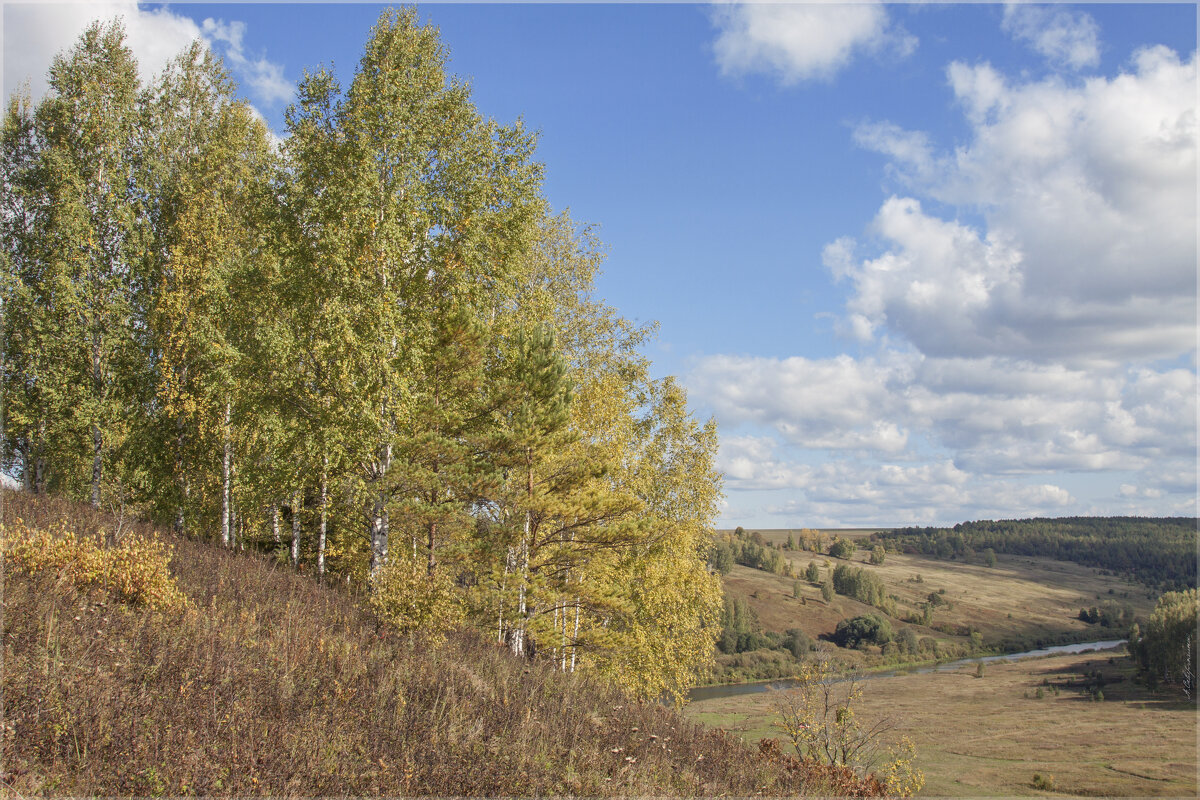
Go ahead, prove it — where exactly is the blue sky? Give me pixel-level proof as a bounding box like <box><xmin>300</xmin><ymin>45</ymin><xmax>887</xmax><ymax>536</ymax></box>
<box><xmin>5</xmin><ymin>2</ymin><xmax>1197</xmax><ymax>527</ymax></box>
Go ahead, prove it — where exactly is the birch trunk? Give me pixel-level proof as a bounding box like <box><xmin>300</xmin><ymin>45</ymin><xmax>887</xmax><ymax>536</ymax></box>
<box><xmin>367</xmin><ymin>442</ymin><xmax>392</xmax><ymax>583</ymax></box>
<box><xmin>368</xmin><ymin>493</ymin><xmax>389</xmax><ymax>581</ymax></box>
<box><xmin>571</xmin><ymin>599</ymin><xmax>580</xmax><ymax>672</ymax></box>
<box><xmin>90</xmin><ymin>335</ymin><xmax>103</xmax><ymax>509</ymax></box>
<box><xmin>317</xmin><ymin>455</ymin><xmax>328</xmax><ymax>580</ymax></box>
<box><xmin>221</xmin><ymin>401</ymin><xmax>232</xmax><ymax>548</ymax></box>
<box><xmin>291</xmin><ymin>489</ymin><xmax>302</xmax><ymax>568</ymax></box>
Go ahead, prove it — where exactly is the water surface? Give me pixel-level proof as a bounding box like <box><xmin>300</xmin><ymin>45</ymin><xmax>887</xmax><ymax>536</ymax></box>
<box><xmin>687</xmin><ymin>639</ymin><xmax>1127</xmax><ymax>703</ymax></box>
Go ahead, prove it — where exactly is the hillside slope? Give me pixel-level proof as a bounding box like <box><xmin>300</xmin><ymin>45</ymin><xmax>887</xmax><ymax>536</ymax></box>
<box><xmin>1</xmin><ymin>491</ymin><xmax>882</xmax><ymax>796</ymax></box>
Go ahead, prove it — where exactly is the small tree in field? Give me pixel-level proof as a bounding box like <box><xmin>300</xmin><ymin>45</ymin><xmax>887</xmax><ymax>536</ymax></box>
<box><xmin>805</xmin><ymin>561</ymin><xmax>820</xmax><ymax>583</ymax></box>
<box><xmin>828</xmin><ymin>537</ymin><xmax>857</xmax><ymax>559</ymax></box>
<box><xmin>771</xmin><ymin>656</ymin><xmax>923</xmax><ymax>796</ymax></box>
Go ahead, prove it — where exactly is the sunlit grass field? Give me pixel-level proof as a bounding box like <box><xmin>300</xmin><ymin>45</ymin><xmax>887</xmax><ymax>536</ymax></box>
<box><xmin>686</xmin><ymin>649</ymin><xmax>1197</xmax><ymax>797</ymax></box>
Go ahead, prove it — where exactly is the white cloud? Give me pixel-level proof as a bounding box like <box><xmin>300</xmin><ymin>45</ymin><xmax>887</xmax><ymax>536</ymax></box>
<box><xmin>711</xmin><ymin>0</ymin><xmax>916</xmax><ymax>85</ymax></box>
<box><xmin>4</xmin><ymin>2</ymin><xmax>202</xmax><ymax>101</ymax></box>
<box><xmin>757</xmin><ymin>459</ymin><xmax>1073</xmax><ymax>527</ymax></box>
<box><xmin>690</xmin><ymin>353</ymin><xmax>912</xmax><ymax>453</ymax></box>
<box><xmin>704</xmin><ymin>18</ymin><xmax>1195</xmax><ymax>526</ymax></box>
<box><xmin>690</xmin><ymin>350</ymin><xmax>1195</xmax><ymax>515</ymax></box>
<box><xmin>844</xmin><ymin>47</ymin><xmax>1197</xmax><ymax>366</ymax></box>
<box><xmin>201</xmin><ymin>18</ymin><xmax>293</xmax><ymax>105</ymax></box>
<box><xmin>1002</xmin><ymin>3</ymin><xmax>1101</xmax><ymax>71</ymax></box>
<box><xmin>4</xmin><ymin>2</ymin><xmax>292</xmax><ymax>110</ymax></box>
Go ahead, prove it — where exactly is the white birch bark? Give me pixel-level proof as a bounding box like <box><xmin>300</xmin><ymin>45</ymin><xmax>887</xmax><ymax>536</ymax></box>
<box><xmin>291</xmin><ymin>489</ymin><xmax>302</xmax><ymax>568</ymax></box>
<box><xmin>221</xmin><ymin>401</ymin><xmax>231</xmax><ymax>548</ymax></box>
<box><xmin>318</xmin><ymin>454</ymin><xmax>328</xmax><ymax>580</ymax></box>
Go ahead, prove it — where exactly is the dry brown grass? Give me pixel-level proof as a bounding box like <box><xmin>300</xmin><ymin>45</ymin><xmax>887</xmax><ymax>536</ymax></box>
<box><xmin>1</xmin><ymin>490</ymin><xmax>883</xmax><ymax>797</ymax></box>
<box><xmin>687</xmin><ymin>650</ymin><xmax>1198</xmax><ymax>797</ymax></box>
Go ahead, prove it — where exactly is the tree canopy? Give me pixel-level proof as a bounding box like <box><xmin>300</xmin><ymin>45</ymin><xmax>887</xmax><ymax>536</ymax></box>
<box><xmin>1</xmin><ymin>11</ymin><xmax>723</xmax><ymax>702</ymax></box>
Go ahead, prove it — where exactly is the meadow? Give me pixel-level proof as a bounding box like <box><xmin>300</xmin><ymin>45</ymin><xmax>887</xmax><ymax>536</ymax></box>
<box><xmin>686</xmin><ymin>648</ymin><xmax>1197</xmax><ymax>797</ymax></box>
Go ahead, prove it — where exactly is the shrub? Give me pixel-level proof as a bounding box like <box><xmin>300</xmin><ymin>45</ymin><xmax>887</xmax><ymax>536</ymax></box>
<box><xmin>833</xmin><ymin>614</ymin><xmax>893</xmax><ymax>649</ymax></box>
<box><xmin>3</xmin><ymin>517</ymin><xmax>188</xmax><ymax>612</ymax></box>
<box><xmin>369</xmin><ymin>549</ymin><xmax>464</xmax><ymax>642</ymax></box>
<box><xmin>1032</xmin><ymin>773</ymin><xmax>1055</xmax><ymax>790</ymax></box>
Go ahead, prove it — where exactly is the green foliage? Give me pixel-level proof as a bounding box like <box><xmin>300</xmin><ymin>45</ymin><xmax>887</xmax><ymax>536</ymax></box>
<box><xmin>832</xmin><ymin>564</ymin><xmax>892</xmax><ymax>613</ymax></box>
<box><xmin>1077</xmin><ymin>601</ymin><xmax>1135</xmax><ymax>628</ymax></box>
<box><xmin>833</xmin><ymin>615</ymin><xmax>893</xmax><ymax>649</ymax></box>
<box><xmin>711</xmin><ymin>528</ymin><xmax>789</xmax><ymax>575</ymax></box>
<box><xmin>821</xmin><ymin>579</ymin><xmax>835</xmax><ymax>602</ymax></box>
<box><xmin>805</xmin><ymin>561</ymin><xmax>820</xmax><ymax>583</ymax></box>
<box><xmin>1129</xmin><ymin>589</ymin><xmax>1198</xmax><ymax>695</ymax></box>
<box><xmin>868</xmin><ymin>545</ymin><xmax>886</xmax><ymax>565</ymax></box>
<box><xmin>828</xmin><ymin>537</ymin><xmax>857</xmax><ymax>560</ymax></box>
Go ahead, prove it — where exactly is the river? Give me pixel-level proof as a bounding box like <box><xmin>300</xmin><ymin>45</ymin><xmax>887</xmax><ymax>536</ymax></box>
<box><xmin>686</xmin><ymin>639</ymin><xmax>1127</xmax><ymax>702</ymax></box>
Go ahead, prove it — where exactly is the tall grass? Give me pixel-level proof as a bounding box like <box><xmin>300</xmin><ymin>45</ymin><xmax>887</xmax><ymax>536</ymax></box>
<box><xmin>1</xmin><ymin>490</ymin><xmax>882</xmax><ymax>796</ymax></box>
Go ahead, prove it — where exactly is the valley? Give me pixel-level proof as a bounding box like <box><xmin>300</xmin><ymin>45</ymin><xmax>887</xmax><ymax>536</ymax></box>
<box><xmin>686</xmin><ymin>648</ymin><xmax>1197</xmax><ymax>797</ymax></box>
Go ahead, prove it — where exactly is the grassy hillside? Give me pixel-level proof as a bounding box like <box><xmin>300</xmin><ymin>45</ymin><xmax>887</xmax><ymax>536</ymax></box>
<box><xmin>1</xmin><ymin>490</ymin><xmax>879</xmax><ymax>797</ymax></box>
<box><xmin>710</xmin><ymin>528</ymin><xmax>1157</xmax><ymax>683</ymax></box>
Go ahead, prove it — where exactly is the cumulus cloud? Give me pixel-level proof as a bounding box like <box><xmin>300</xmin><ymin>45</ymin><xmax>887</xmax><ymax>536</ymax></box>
<box><xmin>1001</xmin><ymin>3</ymin><xmax>1101</xmax><ymax>70</ymax></box>
<box><xmin>4</xmin><ymin>2</ymin><xmax>292</xmax><ymax>110</ymax></box>
<box><xmin>710</xmin><ymin>0</ymin><xmax>916</xmax><ymax>85</ymax></box>
<box><xmin>757</xmin><ymin>459</ymin><xmax>1073</xmax><ymax>527</ymax></box>
<box><xmin>843</xmin><ymin>47</ymin><xmax>1197</xmax><ymax>366</ymax></box>
<box><xmin>690</xmin><ymin>353</ymin><xmax>912</xmax><ymax>453</ymax></box>
<box><xmin>702</xmin><ymin>17</ymin><xmax>1195</xmax><ymax>525</ymax></box>
<box><xmin>5</xmin><ymin>2</ymin><xmax>201</xmax><ymax>101</ymax></box>
<box><xmin>691</xmin><ymin>349</ymin><xmax>1195</xmax><ymax>524</ymax></box>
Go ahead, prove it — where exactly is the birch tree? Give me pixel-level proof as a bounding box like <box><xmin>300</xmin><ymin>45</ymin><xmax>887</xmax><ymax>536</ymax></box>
<box><xmin>2</xmin><ymin>22</ymin><xmax>145</xmax><ymax>505</ymax></box>
<box><xmin>281</xmin><ymin>7</ymin><xmax>541</xmax><ymax>584</ymax></box>
<box><xmin>142</xmin><ymin>42</ymin><xmax>275</xmax><ymax>542</ymax></box>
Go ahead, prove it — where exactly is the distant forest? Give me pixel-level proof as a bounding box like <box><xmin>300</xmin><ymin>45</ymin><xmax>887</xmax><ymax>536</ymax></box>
<box><xmin>875</xmin><ymin>517</ymin><xmax>1197</xmax><ymax>592</ymax></box>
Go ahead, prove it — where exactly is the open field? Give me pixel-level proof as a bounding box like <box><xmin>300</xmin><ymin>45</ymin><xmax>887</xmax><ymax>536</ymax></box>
<box><xmin>686</xmin><ymin>650</ymin><xmax>1198</xmax><ymax>797</ymax></box>
<box><xmin>723</xmin><ymin>548</ymin><xmax>1156</xmax><ymax>654</ymax></box>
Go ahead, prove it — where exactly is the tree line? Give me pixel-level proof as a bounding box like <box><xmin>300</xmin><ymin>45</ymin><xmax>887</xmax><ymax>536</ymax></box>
<box><xmin>0</xmin><ymin>11</ymin><xmax>723</xmax><ymax>702</ymax></box>
<box><xmin>875</xmin><ymin>517</ymin><xmax>1197</xmax><ymax>592</ymax></box>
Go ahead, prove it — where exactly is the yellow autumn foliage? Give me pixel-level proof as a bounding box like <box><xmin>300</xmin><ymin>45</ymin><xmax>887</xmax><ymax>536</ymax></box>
<box><xmin>3</xmin><ymin>517</ymin><xmax>189</xmax><ymax>612</ymax></box>
<box><xmin>369</xmin><ymin>548</ymin><xmax>464</xmax><ymax>643</ymax></box>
